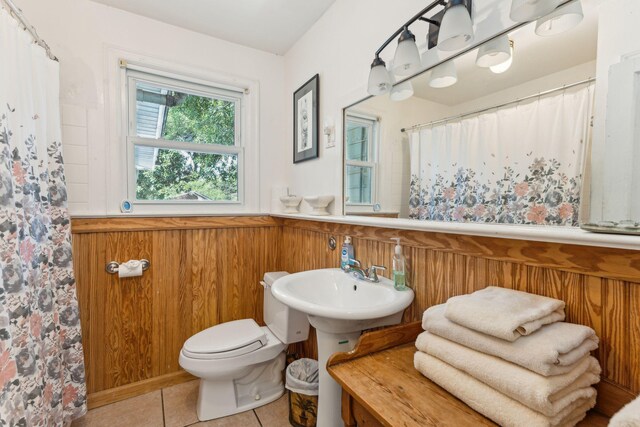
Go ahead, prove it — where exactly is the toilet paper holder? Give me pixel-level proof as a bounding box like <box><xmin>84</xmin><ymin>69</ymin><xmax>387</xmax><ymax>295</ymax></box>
<box><xmin>105</xmin><ymin>259</ymin><xmax>150</xmax><ymax>274</ymax></box>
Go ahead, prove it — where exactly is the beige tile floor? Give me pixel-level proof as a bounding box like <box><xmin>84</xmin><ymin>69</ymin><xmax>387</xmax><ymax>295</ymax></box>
<box><xmin>72</xmin><ymin>380</ymin><xmax>291</xmax><ymax>427</ymax></box>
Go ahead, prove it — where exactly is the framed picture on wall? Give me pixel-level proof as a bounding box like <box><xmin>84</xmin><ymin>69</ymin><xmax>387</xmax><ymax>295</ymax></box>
<box><xmin>293</xmin><ymin>74</ymin><xmax>319</xmax><ymax>163</ymax></box>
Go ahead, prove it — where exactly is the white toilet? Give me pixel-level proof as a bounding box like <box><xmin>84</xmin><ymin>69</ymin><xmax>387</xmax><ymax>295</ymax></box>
<box><xmin>179</xmin><ymin>271</ymin><xmax>310</xmax><ymax>421</ymax></box>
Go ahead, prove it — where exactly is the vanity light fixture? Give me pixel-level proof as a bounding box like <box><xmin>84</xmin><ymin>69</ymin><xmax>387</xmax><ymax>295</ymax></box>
<box><xmin>429</xmin><ymin>60</ymin><xmax>458</xmax><ymax>88</ymax></box>
<box><xmin>535</xmin><ymin>0</ymin><xmax>583</xmax><ymax>36</ymax></box>
<box><xmin>490</xmin><ymin>40</ymin><xmax>515</xmax><ymax>74</ymax></box>
<box><xmin>476</xmin><ymin>35</ymin><xmax>511</xmax><ymax>68</ymax></box>
<box><xmin>510</xmin><ymin>0</ymin><xmax>563</xmax><ymax>23</ymax></box>
<box><xmin>393</xmin><ymin>26</ymin><xmax>422</xmax><ymax>76</ymax></box>
<box><xmin>437</xmin><ymin>0</ymin><xmax>474</xmax><ymax>51</ymax></box>
<box><xmin>367</xmin><ymin>56</ymin><xmax>392</xmax><ymax>96</ymax></box>
<box><xmin>366</xmin><ymin>0</ymin><xmax>473</xmax><ymax>96</ymax></box>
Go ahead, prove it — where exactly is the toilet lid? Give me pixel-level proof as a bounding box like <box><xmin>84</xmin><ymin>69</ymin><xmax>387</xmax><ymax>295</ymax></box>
<box><xmin>183</xmin><ymin>319</ymin><xmax>267</xmax><ymax>359</ymax></box>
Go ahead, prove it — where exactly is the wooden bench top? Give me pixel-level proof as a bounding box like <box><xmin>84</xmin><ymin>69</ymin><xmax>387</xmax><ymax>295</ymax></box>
<box><xmin>327</xmin><ymin>322</ymin><xmax>610</xmax><ymax>427</ymax></box>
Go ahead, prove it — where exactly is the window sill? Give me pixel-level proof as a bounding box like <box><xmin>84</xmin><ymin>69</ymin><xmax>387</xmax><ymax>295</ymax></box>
<box><xmin>271</xmin><ymin>213</ymin><xmax>640</xmax><ymax>251</ymax></box>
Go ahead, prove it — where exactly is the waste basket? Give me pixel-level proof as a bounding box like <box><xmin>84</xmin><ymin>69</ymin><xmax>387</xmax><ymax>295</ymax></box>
<box><xmin>286</xmin><ymin>358</ymin><xmax>319</xmax><ymax>427</ymax></box>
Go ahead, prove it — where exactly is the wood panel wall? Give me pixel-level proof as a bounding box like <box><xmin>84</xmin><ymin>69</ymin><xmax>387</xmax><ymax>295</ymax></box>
<box><xmin>279</xmin><ymin>219</ymin><xmax>640</xmax><ymax>417</ymax></box>
<box><xmin>71</xmin><ymin>216</ymin><xmax>640</xmax><ymax>416</ymax></box>
<box><xmin>71</xmin><ymin>216</ymin><xmax>280</xmax><ymax>408</ymax></box>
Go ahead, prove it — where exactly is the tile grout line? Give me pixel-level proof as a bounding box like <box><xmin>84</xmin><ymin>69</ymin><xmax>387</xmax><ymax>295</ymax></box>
<box><xmin>160</xmin><ymin>388</ymin><xmax>167</xmax><ymax>427</ymax></box>
<box><xmin>253</xmin><ymin>409</ymin><xmax>263</xmax><ymax>427</ymax></box>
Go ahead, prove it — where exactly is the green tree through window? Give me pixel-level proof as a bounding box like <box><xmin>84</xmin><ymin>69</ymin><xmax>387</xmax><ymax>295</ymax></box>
<box><xmin>135</xmin><ymin>94</ymin><xmax>239</xmax><ymax>201</ymax></box>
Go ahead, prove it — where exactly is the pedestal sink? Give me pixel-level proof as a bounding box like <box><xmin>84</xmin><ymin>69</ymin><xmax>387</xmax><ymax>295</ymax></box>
<box><xmin>271</xmin><ymin>268</ymin><xmax>414</xmax><ymax>427</ymax></box>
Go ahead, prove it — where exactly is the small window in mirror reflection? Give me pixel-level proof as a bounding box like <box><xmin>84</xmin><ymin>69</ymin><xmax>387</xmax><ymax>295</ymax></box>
<box><xmin>345</xmin><ymin>113</ymin><xmax>378</xmax><ymax>205</ymax></box>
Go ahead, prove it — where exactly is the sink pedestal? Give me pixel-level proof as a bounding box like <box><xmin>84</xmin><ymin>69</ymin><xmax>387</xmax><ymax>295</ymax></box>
<box><xmin>309</xmin><ymin>312</ymin><xmax>405</xmax><ymax>427</ymax></box>
<box><xmin>315</xmin><ymin>329</ymin><xmax>361</xmax><ymax>427</ymax></box>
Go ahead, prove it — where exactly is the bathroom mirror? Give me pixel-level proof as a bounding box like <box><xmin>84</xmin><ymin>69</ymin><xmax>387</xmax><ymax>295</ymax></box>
<box><xmin>343</xmin><ymin>0</ymin><xmax>600</xmax><ymax>227</ymax></box>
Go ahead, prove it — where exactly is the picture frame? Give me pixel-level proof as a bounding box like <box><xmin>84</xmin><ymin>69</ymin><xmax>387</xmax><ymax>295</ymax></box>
<box><xmin>293</xmin><ymin>74</ymin><xmax>319</xmax><ymax>163</ymax></box>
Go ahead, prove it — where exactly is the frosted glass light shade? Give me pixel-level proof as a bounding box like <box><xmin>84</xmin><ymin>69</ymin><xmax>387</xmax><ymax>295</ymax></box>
<box><xmin>510</xmin><ymin>0</ymin><xmax>563</xmax><ymax>22</ymax></box>
<box><xmin>393</xmin><ymin>38</ymin><xmax>422</xmax><ymax>76</ymax></box>
<box><xmin>438</xmin><ymin>4</ymin><xmax>474</xmax><ymax>52</ymax></box>
<box><xmin>367</xmin><ymin>60</ymin><xmax>392</xmax><ymax>96</ymax></box>
<box><xmin>535</xmin><ymin>0</ymin><xmax>583</xmax><ymax>36</ymax></box>
<box><xmin>476</xmin><ymin>35</ymin><xmax>511</xmax><ymax>68</ymax></box>
<box><xmin>490</xmin><ymin>42</ymin><xmax>514</xmax><ymax>74</ymax></box>
<box><xmin>429</xmin><ymin>61</ymin><xmax>457</xmax><ymax>88</ymax></box>
<box><xmin>390</xmin><ymin>79</ymin><xmax>414</xmax><ymax>101</ymax></box>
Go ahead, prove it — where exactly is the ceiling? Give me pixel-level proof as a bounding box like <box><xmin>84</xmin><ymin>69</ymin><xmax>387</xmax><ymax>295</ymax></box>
<box><xmin>89</xmin><ymin>0</ymin><xmax>336</xmax><ymax>55</ymax></box>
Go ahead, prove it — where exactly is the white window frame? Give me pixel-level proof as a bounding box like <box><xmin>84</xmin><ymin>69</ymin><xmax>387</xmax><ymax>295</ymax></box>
<box><xmin>345</xmin><ymin>112</ymin><xmax>379</xmax><ymax>206</ymax></box>
<box><xmin>106</xmin><ymin>49</ymin><xmax>260</xmax><ymax>216</ymax></box>
<box><xmin>126</xmin><ymin>70</ymin><xmax>244</xmax><ymax>205</ymax></box>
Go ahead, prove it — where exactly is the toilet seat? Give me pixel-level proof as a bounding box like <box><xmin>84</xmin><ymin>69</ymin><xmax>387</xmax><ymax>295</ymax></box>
<box><xmin>182</xmin><ymin>319</ymin><xmax>267</xmax><ymax>360</ymax></box>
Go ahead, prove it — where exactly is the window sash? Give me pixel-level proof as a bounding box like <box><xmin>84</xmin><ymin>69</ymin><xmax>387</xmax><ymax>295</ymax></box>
<box><xmin>126</xmin><ymin>69</ymin><xmax>244</xmax><ymax>204</ymax></box>
<box><xmin>345</xmin><ymin>113</ymin><xmax>378</xmax><ymax>206</ymax></box>
<box><xmin>345</xmin><ymin>164</ymin><xmax>375</xmax><ymax>205</ymax></box>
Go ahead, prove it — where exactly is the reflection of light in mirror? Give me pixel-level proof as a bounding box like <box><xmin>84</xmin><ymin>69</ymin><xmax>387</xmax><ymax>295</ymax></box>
<box><xmin>429</xmin><ymin>61</ymin><xmax>458</xmax><ymax>88</ymax></box>
<box><xmin>390</xmin><ymin>79</ymin><xmax>414</xmax><ymax>101</ymax></box>
<box><xmin>535</xmin><ymin>0</ymin><xmax>584</xmax><ymax>36</ymax></box>
<box><xmin>437</xmin><ymin>3</ymin><xmax>474</xmax><ymax>51</ymax></box>
<box><xmin>510</xmin><ymin>0</ymin><xmax>563</xmax><ymax>22</ymax></box>
<box><xmin>490</xmin><ymin>40</ymin><xmax>514</xmax><ymax>74</ymax></box>
<box><xmin>476</xmin><ymin>35</ymin><xmax>511</xmax><ymax>67</ymax></box>
<box><xmin>393</xmin><ymin>28</ymin><xmax>422</xmax><ymax>76</ymax></box>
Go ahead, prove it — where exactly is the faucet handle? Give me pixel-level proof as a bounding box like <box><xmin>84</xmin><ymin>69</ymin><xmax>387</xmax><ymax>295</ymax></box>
<box><xmin>349</xmin><ymin>259</ymin><xmax>362</xmax><ymax>268</ymax></box>
<box><xmin>368</xmin><ymin>265</ymin><xmax>386</xmax><ymax>281</ymax></box>
<box><xmin>343</xmin><ymin>258</ymin><xmax>361</xmax><ymax>272</ymax></box>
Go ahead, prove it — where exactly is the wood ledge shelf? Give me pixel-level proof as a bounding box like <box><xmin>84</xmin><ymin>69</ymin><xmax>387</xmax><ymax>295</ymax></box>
<box><xmin>274</xmin><ymin>213</ymin><xmax>640</xmax><ymax>252</ymax></box>
<box><xmin>327</xmin><ymin>322</ymin><xmax>611</xmax><ymax>427</ymax></box>
<box><xmin>71</xmin><ymin>215</ymin><xmax>279</xmax><ymax>233</ymax></box>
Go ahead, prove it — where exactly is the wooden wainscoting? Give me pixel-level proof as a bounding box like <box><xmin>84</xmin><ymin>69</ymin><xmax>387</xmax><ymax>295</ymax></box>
<box><xmin>280</xmin><ymin>219</ymin><xmax>640</xmax><ymax>417</ymax></box>
<box><xmin>71</xmin><ymin>216</ymin><xmax>281</xmax><ymax>408</ymax></box>
<box><xmin>72</xmin><ymin>215</ymin><xmax>640</xmax><ymax>416</ymax></box>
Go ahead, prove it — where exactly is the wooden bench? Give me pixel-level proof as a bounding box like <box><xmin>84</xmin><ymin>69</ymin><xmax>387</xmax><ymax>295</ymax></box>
<box><xmin>327</xmin><ymin>322</ymin><xmax>611</xmax><ymax>427</ymax></box>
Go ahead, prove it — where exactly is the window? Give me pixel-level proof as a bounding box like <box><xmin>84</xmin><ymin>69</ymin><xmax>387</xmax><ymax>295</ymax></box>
<box><xmin>126</xmin><ymin>69</ymin><xmax>243</xmax><ymax>203</ymax></box>
<box><xmin>345</xmin><ymin>113</ymin><xmax>378</xmax><ymax>205</ymax></box>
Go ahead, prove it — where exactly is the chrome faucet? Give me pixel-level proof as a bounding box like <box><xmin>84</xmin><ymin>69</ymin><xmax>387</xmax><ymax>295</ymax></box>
<box><xmin>345</xmin><ymin>258</ymin><xmax>386</xmax><ymax>283</ymax></box>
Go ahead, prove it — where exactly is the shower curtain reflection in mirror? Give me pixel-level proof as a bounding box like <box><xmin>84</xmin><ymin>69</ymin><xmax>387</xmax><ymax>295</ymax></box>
<box><xmin>0</xmin><ymin>6</ymin><xmax>87</xmax><ymax>425</ymax></box>
<box><xmin>408</xmin><ymin>85</ymin><xmax>593</xmax><ymax>226</ymax></box>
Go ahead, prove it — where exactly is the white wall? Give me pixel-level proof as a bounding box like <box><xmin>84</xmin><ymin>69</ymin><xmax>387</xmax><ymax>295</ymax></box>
<box><xmin>16</xmin><ymin>0</ymin><xmax>287</xmax><ymax>216</ymax></box>
<box><xmin>282</xmin><ymin>0</ymin><xmax>427</xmax><ymax>215</ymax></box>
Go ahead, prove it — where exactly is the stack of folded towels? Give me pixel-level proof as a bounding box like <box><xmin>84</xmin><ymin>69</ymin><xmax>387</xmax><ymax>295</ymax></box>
<box><xmin>414</xmin><ymin>286</ymin><xmax>601</xmax><ymax>427</ymax></box>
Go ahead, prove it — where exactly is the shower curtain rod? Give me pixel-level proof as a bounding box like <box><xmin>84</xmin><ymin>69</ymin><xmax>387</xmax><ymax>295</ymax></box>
<box><xmin>1</xmin><ymin>0</ymin><xmax>57</xmax><ymax>61</ymax></box>
<box><xmin>401</xmin><ymin>77</ymin><xmax>596</xmax><ymax>133</ymax></box>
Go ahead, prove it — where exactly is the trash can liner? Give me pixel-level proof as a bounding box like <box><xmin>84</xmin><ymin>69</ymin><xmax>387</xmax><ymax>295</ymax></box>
<box><xmin>286</xmin><ymin>358</ymin><xmax>319</xmax><ymax>396</ymax></box>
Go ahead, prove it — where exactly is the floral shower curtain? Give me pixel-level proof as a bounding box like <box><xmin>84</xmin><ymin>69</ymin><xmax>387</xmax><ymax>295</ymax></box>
<box><xmin>0</xmin><ymin>6</ymin><xmax>87</xmax><ymax>426</ymax></box>
<box><xmin>408</xmin><ymin>85</ymin><xmax>593</xmax><ymax>226</ymax></box>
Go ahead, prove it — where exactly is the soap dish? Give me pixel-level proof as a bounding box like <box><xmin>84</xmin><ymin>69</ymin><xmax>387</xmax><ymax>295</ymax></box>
<box><xmin>304</xmin><ymin>195</ymin><xmax>334</xmax><ymax>216</ymax></box>
<box><xmin>280</xmin><ymin>195</ymin><xmax>303</xmax><ymax>213</ymax></box>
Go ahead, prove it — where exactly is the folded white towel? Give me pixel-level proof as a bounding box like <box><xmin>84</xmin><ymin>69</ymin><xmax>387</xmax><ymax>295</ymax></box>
<box><xmin>414</xmin><ymin>351</ymin><xmax>596</xmax><ymax>427</ymax></box>
<box><xmin>610</xmin><ymin>395</ymin><xmax>640</xmax><ymax>427</ymax></box>
<box><xmin>445</xmin><ymin>286</ymin><xmax>566</xmax><ymax>341</ymax></box>
<box><xmin>415</xmin><ymin>331</ymin><xmax>601</xmax><ymax>416</ymax></box>
<box><xmin>422</xmin><ymin>304</ymin><xmax>598</xmax><ymax>376</ymax></box>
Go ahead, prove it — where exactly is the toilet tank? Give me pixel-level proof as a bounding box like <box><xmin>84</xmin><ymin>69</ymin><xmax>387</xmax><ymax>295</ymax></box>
<box><xmin>262</xmin><ymin>272</ymin><xmax>310</xmax><ymax>344</ymax></box>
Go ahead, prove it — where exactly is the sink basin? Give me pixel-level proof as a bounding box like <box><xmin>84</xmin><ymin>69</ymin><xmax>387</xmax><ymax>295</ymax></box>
<box><xmin>272</xmin><ymin>268</ymin><xmax>414</xmax><ymax>427</ymax></box>
<box><xmin>272</xmin><ymin>268</ymin><xmax>413</xmax><ymax>323</ymax></box>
